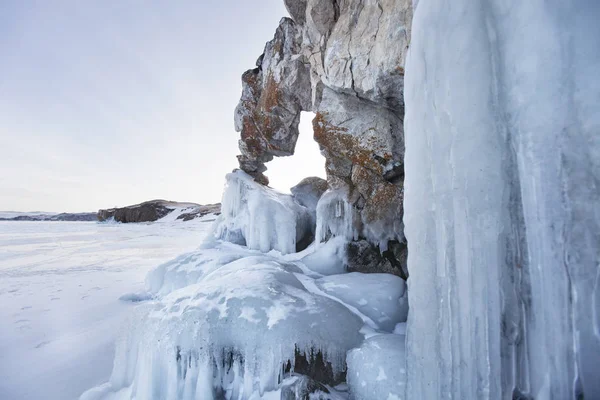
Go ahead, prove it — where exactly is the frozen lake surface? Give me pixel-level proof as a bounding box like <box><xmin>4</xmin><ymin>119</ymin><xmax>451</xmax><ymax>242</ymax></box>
<box><xmin>0</xmin><ymin>219</ymin><xmax>213</xmax><ymax>400</ymax></box>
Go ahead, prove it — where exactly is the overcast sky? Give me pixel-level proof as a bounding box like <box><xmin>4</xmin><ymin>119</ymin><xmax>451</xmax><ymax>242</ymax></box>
<box><xmin>0</xmin><ymin>1</ymin><xmax>325</xmax><ymax>212</ymax></box>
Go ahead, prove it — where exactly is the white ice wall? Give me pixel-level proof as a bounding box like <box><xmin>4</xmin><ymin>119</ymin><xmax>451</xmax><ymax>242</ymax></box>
<box><xmin>404</xmin><ymin>1</ymin><xmax>600</xmax><ymax>399</ymax></box>
<box><xmin>215</xmin><ymin>171</ymin><xmax>312</xmax><ymax>255</ymax></box>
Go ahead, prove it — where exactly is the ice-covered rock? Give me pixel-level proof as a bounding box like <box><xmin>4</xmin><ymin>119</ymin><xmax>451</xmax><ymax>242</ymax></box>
<box><xmin>290</xmin><ymin>177</ymin><xmax>328</xmax><ymax>215</ymax></box>
<box><xmin>346</xmin><ymin>239</ymin><xmax>408</xmax><ymax>279</ymax></box>
<box><xmin>299</xmin><ymin>237</ymin><xmax>347</xmax><ymax>276</ymax></box>
<box><xmin>315</xmin><ymin>272</ymin><xmax>408</xmax><ymax>332</ymax></box>
<box><xmin>234</xmin><ymin>0</ymin><xmax>413</xmax><ymax>270</ymax></box>
<box><xmin>82</xmin><ymin>246</ymin><xmax>364</xmax><ymax>400</ymax></box>
<box><xmin>234</xmin><ymin>17</ymin><xmax>312</xmax><ymax>185</ymax></box>
<box><xmin>145</xmin><ymin>242</ymin><xmax>254</xmax><ymax>296</ymax></box>
<box><xmin>347</xmin><ymin>334</ymin><xmax>406</xmax><ymax>400</ymax></box>
<box><xmin>214</xmin><ymin>171</ymin><xmax>313</xmax><ymax>254</ymax></box>
<box><xmin>404</xmin><ymin>1</ymin><xmax>600</xmax><ymax>399</ymax></box>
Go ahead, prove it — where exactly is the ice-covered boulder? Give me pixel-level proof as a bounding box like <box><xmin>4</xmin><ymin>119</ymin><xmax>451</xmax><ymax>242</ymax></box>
<box><xmin>145</xmin><ymin>242</ymin><xmax>255</xmax><ymax>296</ymax></box>
<box><xmin>82</xmin><ymin>243</ymin><xmax>365</xmax><ymax>400</ymax></box>
<box><xmin>298</xmin><ymin>236</ymin><xmax>347</xmax><ymax>276</ymax></box>
<box><xmin>290</xmin><ymin>177</ymin><xmax>328</xmax><ymax>214</ymax></box>
<box><xmin>347</xmin><ymin>334</ymin><xmax>406</xmax><ymax>400</ymax></box>
<box><xmin>315</xmin><ymin>272</ymin><xmax>408</xmax><ymax>332</ymax></box>
<box><xmin>214</xmin><ymin>171</ymin><xmax>313</xmax><ymax>254</ymax></box>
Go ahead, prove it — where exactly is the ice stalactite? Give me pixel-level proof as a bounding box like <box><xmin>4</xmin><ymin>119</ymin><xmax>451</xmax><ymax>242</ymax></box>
<box><xmin>315</xmin><ymin>189</ymin><xmax>358</xmax><ymax>245</ymax></box>
<box><xmin>215</xmin><ymin>171</ymin><xmax>312</xmax><ymax>255</ymax></box>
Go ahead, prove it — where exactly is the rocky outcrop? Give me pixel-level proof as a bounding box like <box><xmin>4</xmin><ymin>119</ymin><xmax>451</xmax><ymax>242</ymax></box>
<box><xmin>346</xmin><ymin>239</ymin><xmax>408</xmax><ymax>280</ymax></box>
<box><xmin>98</xmin><ymin>200</ymin><xmax>172</xmax><ymax>223</ymax></box>
<box><xmin>97</xmin><ymin>201</ymin><xmax>220</xmax><ymax>223</ymax></box>
<box><xmin>235</xmin><ymin>0</ymin><xmax>412</xmax><ymax>275</ymax></box>
<box><xmin>234</xmin><ymin>18</ymin><xmax>312</xmax><ymax>186</ymax></box>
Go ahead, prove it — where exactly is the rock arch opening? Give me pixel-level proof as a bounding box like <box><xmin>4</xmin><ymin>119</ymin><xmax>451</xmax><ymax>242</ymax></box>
<box><xmin>265</xmin><ymin>112</ymin><xmax>326</xmax><ymax>193</ymax></box>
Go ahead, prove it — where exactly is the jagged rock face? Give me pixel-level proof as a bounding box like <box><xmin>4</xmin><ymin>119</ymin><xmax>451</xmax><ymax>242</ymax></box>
<box><xmin>347</xmin><ymin>239</ymin><xmax>408</xmax><ymax>280</ymax></box>
<box><xmin>235</xmin><ymin>0</ymin><xmax>412</xmax><ymax>271</ymax></box>
<box><xmin>234</xmin><ymin>18</ymin><xmax>312</xmax><ymax>185</ymax></box>
<box><xmin>97</xmin><ymin>200</ymin><xmax>173</xmax><ymax>223</ymax></box>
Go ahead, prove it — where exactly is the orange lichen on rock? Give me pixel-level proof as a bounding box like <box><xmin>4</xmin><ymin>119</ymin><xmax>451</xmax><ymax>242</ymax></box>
<box><xmin>362</xmin><ymin>182</ymin><xmax>403</xmax><ymax>225</ymax></box>
<box><xmin>260</xmin><ymin>73</ymin><xmax>281</xmax><ymax>112</ymax></box>
<box><xmin>313</xmin><ymin>112</ymin><xmax>392</xmax><ymax>174</ymax></box>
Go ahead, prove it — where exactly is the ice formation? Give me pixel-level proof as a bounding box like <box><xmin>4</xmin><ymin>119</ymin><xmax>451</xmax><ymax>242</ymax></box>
<box><xmin>215</xmin><ymin>171</ymin><xmax>312</xmax><ymax>255</ymax></box>
<box><xmin>298</xmin><ymin>237</ymin><xmax>348</xmax><ymax>276</ymax></box>
<box><xmin>315</xmin><ymin>189</ymin><xmax>357</xmax><ymax>245</ymax></box>
<box><xmin>82</xmin><ymin>219</ymin><xmax>410</xmax><ymax>400</ymax></box>
<box><xmin>82</xmin><ymin>244</ymin><xmax>367</xmax><ymax>400</ymax></box>
<box><xmin>346</xmin><ymin>334</ymin><xmax>407</xmax><ymax>400</ymax></box>
<box><xmin>78</xmin><ymin>0</ymin><xmax>600</xmax><ymax>398</ymax></box>
<box><xmin>404</xmin><ymin>1</ymin><xmax>600</xmax><ymax>399</ymax></box>
<box><xmin>315</xmin><ymin>273</ymin><xmax>408</xmax><ymax>332</ymax></box>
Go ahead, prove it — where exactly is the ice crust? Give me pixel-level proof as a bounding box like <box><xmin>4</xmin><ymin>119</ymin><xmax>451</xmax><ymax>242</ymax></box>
<box><xmin>405</xmin><ymin>1</ymin><xmax>600</xmax><ymax>399</ymax></box>
<box><xmin>347</xmin><ymin>334</ymin><xmax>406</xmax><ymax>400</ymax></box>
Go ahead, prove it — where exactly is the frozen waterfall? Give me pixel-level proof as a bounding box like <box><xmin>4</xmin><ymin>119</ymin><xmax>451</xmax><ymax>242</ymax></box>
<box><xmin>404</xmin><ymin>0</ymin><xmax>600</xmax><ymax>399</ymax></box>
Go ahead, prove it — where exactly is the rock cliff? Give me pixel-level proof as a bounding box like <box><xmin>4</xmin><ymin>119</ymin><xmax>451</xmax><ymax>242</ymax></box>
<box><xmin>234</xmin><ymin>0</ymin><xmax>412</xmax><ymax>276</ymax></box>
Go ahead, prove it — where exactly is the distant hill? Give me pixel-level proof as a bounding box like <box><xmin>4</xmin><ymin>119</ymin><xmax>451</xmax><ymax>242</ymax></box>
<box><xmin>97</xmin><ymin>200</ymin><xmax>221</xmax><ymax>223</ymax></box>
<box><xmin>1</xmin><ymin>201</ymin><xmax>221</xmax><ymax>223</ymax></box>
<box><xmin>0</xmin><ymin>211</ymin><xmax>97</xmax><ymax>222</ymax></box>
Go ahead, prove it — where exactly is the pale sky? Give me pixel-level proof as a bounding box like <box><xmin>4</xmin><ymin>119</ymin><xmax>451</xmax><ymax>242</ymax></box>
<box><xmin>0</xmin><ymin>1</ymin><xmax>325</xmax><ymax>212</ymax></box>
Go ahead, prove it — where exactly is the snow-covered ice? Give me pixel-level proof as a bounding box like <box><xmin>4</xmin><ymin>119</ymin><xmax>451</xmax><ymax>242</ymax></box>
<box><xmin>297</xmin><ymin>237</ymin><xmax>347</xmax><ymax>276</ymax></box>
<box><xmin>82</xmin><ymin>247</ymin><xmax>365</xmax><ymax>399</ymax></box>
<box><xmin>0</xmin><ymin>219</ymin><xmax>214</xmax><ymax>400</ymax></box>
<box><xmin>347</xmin><ymin>334</ymin><xmax>406</xmax><ymax>400</ymax></box>
<box><xmin>315</xmin><ymin>273</ymin><xmax>408</xmax><ymax>332</ymax></box>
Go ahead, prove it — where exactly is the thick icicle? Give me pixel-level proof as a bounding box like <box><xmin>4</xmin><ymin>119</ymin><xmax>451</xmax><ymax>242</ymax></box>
<box><xmin>404</xmin><ymin>1</ymin><xmax>600</xmax><ymax>399</ymax></box>
<box><xmin>215</xmin><ymin>171</ymin><xmax>312</xmax><ymax>255</ymax></box>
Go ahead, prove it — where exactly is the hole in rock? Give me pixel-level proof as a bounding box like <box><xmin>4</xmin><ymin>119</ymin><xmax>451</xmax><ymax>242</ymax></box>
<box><xmin>266</xmin><ymin>112</ymin><xmax>326</xmax><ymax>193</ymax></box>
